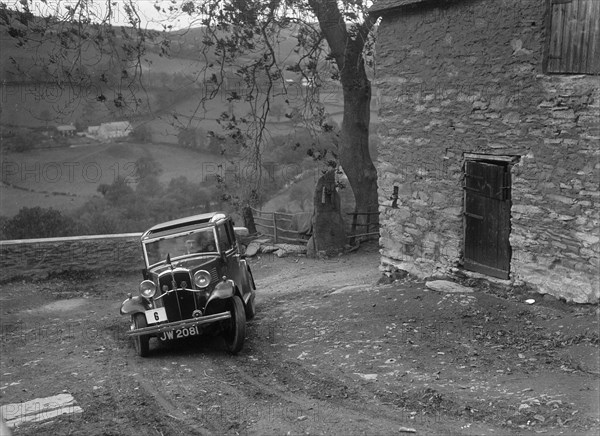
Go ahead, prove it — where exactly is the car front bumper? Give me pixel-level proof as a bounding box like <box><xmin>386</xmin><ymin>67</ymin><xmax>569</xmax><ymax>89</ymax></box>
<box><xmin>128</xmin><ymin>312</ymin><xmax>232</xmax><ymax>337</ymax></box>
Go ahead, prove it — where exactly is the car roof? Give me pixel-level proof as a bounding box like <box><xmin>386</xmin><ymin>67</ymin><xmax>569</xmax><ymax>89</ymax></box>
<box><xmin>141</xmin><ymin>212</ymin><xmax>228</xmax><ymax>240</ymax></box>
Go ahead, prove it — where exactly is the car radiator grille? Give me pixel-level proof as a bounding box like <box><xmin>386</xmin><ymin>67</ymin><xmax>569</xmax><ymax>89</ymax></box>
<box><xmin>208</xmin><ymin>267</ymin><xmax>219</xmax><ymax>283</ymax></box>
<box><xmin>158</xmin><ymin>271</ymin><xmax>195</xmax><ymax>321</ymax></box>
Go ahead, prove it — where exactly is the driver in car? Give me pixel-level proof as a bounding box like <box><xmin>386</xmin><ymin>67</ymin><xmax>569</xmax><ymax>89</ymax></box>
<box><xmin>195</xmin><ymin>232</ymin><xmax>216</xmax><ymax>253</ymax></box>
<box><xmin>185</xmin><ymin>239</ymin><xmax>197</xmax><ymax>254</ymax></box>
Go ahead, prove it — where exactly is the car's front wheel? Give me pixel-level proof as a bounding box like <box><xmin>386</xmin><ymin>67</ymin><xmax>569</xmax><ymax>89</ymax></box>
<box><xmin>132</xmin><ymin>313</ymin><xmax>150</xmax><ymax>357</ymax></box>
<box><xmin>224</xmin><ymin>295</ymin><xmax>246</xmax><ymax>354</ymax></box>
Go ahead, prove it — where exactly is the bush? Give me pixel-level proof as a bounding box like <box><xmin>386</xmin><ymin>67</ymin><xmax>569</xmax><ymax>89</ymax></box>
<box><xmin>10</xmin><ymin>131</ymin><xmax>37</xmax><ymax>152</ymax></box>
<box><xmin>2</xmin><ymin>207</ymin><xmax>77</xmax><ymax>239</ymax></box>
<box><xmin>131</xmin><ymin>124</ymin><xmax>153</xmax><ymax>143</ymax></box>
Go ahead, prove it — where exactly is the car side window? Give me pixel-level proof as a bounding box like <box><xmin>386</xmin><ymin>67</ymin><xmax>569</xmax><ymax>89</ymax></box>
<box><xmin>226</xmin><ymin>221</ymin><xmax>236</xmax><ymax>244</ymax></box>
<box><xmin>216</xmin><ymin>223</ymin><xmax>233</xmax><ymax>252</ymax></box>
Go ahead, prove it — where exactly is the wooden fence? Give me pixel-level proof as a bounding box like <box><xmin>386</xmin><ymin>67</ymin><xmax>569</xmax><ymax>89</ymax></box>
<box><xmin>347</xmin><ymin>211</ymin><xmax>380</xmax><ymax>245</ymax></box>
<box><xmin>250</xmin><ymin>208</ymin><xmax>309</xmax><ymax>244</ymax></box>
<box><xmin>250</xmin><ymin>208</ymin><xmax>380</xmax><ymax>245</ymax></box>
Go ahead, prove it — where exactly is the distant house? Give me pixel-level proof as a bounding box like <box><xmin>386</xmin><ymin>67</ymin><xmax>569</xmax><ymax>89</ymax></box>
<box><xmin>56</xmin><ymin>125</ymin><xmax>76</xmax><ymax>137</ymax></box>
<box><xmin>370</xmin><ymin>0</ymin><xmax>599</xmax><ymax>303</ymax></box>
<box><xmin>97</xmin><ymin>121</ymin><xmax>132</xmax><ymax>139</ymax></box>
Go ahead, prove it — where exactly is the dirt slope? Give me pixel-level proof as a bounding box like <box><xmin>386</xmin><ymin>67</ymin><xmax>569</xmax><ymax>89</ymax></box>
<box><xmin>0</xmin><ymin>247</ymin><xmax>598</xmax><ymax>435</ymax></box>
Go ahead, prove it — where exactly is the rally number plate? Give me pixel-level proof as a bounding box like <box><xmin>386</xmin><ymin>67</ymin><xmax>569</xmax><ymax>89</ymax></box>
<box><xmin>145</xmin><ymin>307</ymin><xmax>167</xmax><ymax>324</ymax></box>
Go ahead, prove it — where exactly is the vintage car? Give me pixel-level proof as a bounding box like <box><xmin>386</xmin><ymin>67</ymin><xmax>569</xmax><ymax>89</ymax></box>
<box><xmin>120</xmin><ymin>212</ymin><xmax>256</xmax><ymax>357</ymax></box>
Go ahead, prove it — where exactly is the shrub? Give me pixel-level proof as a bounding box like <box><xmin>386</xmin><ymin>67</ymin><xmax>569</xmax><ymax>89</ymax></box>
<box><xmin>2</xmin><ymin>207</ymin><xmax>77</xmax><ymax>239</ymax></box>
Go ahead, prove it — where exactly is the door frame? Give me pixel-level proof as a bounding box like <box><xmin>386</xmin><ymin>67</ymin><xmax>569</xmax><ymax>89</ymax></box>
<box><xmin>462</xmin><ymin>153</ymin><xmax>520</xmax><ymax>279</ymax></box>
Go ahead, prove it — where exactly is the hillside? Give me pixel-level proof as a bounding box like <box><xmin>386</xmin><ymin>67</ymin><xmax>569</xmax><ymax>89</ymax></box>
<box><xmin>0</xmin><ymin>13</ymin><xmax>377</xmax><ymax>144</ymax></box>
<box><xmin>0</xmin><ymin>142</ymin><xmax>229</xmax><ymax>217</ymax></box>
<box><xmin>0</xmin><ymin>12</ymin><xmax>379</xmax><ymax>226</ymax></box>
<box><xmin>0</xmin><ymin>16</ymin><xmax>330</xmax><ymax>131</ymax></box>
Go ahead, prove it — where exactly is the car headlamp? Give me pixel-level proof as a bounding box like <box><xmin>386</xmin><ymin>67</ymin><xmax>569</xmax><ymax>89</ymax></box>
<box><xmin>194</xmin><ymin>270</ymin><xmax>212</xmax><ymax>289</ymax></box>
<box><xmin>139</xmin><ymin>280</ymin><xmax>156</xmax><ymax>298</ymax></box>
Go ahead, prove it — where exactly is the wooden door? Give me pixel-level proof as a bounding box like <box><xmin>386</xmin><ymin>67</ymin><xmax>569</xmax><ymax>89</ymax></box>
<box><xmin>463</xmin><ymin>161</ymin><xmax>512</xmax><ymax>279</ymax></box>
<box><xmin>545</xmin><ymin>0</ymin><xmax>600</xmax><ymax>75</ymax></box>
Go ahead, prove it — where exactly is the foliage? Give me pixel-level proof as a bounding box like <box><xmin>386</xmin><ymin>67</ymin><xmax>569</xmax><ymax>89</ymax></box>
<box><xmin>154</xmin><ymin>0</ymin><xmax>379</xmax><ymax>219</ymax></box>
<box><xmin>133</xmin><ymin>155</ymin><xmax>163</xmax><ymax>180</ymax></box>
<box><xmin>2</xmin><ymin>206</ymin><xmax>78</xmax><ymax>239</ymax></box>
<box><xmin>7</xmin><ymin>130</ymin><xmax>41</xmax><ymax>152</ymax></box>
<box><xmin>131</xmin><ymin>124</ymin><xmax>153</xmax><ymax>143</ymax></box>
<box><xmin>263</xmin><ymin>127</ymin><xmax>336</xmax><ymax>165</ymax></box>
<box><xmin>0</xmin><ymin>215</ymin><xmax>10</xmax><ymax>239</ymax></box>
<box><xmin>1</xmin><ymin>1</ymin><xmax>380</xmax><ymax>247</ymax></box>
<box><xmin>97</xmin><ymin>176</ymin><xmax>135</xmax><ymax>207</ymax></box>
<box><xmin>77</xmin><ymin>155</ymin><xmax>216</xmax><ymax>234</ymax></box>
<box><xmin>178</xmin><ymin>127</ymin><xmax>207</xmax><ymax>150</ymax></box>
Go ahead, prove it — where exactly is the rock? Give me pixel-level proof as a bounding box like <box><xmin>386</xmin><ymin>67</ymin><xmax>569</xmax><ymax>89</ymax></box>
<box><xmin>425</xmin><ymin>280</ymin><xmax>474</xmax><ymax>294</ymax></box>
<box><xmin>378</xmin><ymin>275</ymin><xmax>394</xmax><ymax>285</ymax></box>
<box><xmin>391</xmin><ymin>269</ymin><xmax>409</xmax><ymax>281</ymax></box>
<box><xmin>308</xmin><ymin>170</ymin><xmax>346</xmax><ymax>257</ymax></box>
<box><xmin>297</xmin><ymin>352</ymin><xmax>308</xmax><ymax>360</ymax></box>
<box><xmin>244</xmin><ymin>240</ymin><xmax>263</xmax><ymax>257</ymax></box>
<box><xmin>275</xmin><ymin>243</ymin><xmax>307</xmax><ymax>255</ymax></box>
<box><xmin>354</xmin><ymin>373</ymin><xmax>378</xmax><ymax>381</ymax></box>
<box><xmin>245</xmin><ymin>238</ymin><xmax>275</xmax><ymax>257</ymax></box>
<box><xmin>543</xmin><ymin>294</ymin><xmax>557</xmax><ymax>302</ymax></box>
<box><xmin>378</xmin><ymin>269</ymin><xmax>408</xmax><ymax>284</ymax></box>
<box><xmin>259</xmin><ymin>244</ymin><xmax>278</xmax><ymax>254</ymax></box>
<box><xmin>331</xmin><ymin>285</ymin><xmax>365</xmax><ymax>295</ymax></box>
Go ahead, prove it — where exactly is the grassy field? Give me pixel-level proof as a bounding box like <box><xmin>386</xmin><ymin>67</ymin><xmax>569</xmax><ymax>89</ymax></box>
<box><xmin>0</xmin><ymin>142</ymin><xmax>228</xmax><ymax>217</ymax></box>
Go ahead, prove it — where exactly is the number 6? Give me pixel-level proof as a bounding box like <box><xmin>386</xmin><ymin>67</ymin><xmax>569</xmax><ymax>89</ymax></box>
<box><xmin>154</xmin><ymin>312</ymin><xmax>159</xmax><ymax>321</ymax></box>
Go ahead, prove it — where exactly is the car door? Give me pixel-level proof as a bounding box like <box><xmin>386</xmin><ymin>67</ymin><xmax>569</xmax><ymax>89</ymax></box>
<box><xmin>216</xmin><ymin>221</ymin><xmax>252</xmax><ymax>301</ymax></box>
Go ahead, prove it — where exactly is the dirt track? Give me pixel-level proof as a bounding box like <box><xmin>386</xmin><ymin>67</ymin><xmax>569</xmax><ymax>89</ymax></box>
<box><xmin>1</xmin><ymin>247</ymin><xmax>598</xmax><ymax>435</ymax></box>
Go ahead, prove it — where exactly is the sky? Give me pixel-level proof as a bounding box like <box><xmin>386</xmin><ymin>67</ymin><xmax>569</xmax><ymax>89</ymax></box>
<box><xmin>19</xmin><ymin>0</ymin><xmax>198</xmax><ymax>31</ymax></box>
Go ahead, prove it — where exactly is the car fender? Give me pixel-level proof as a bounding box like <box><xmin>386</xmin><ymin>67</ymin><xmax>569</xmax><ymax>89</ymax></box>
<box><xmin>120</xmin><ymin>296</ymin><xmax>148</xmax><ymax>315</ymax></box>
<box><xmin>240</xmin><ymin>259</ymin><xmax>256</xmax><ymax>290</ymax></box>
<box><xmin>205</xmin><ymin>279</ymin><xmax>243</xmax><ymax>313</ymax></box>
<box><xmin>210</xmin><ymin>279</ymin><xmax>235</xmax><ymax>301</ymax></box>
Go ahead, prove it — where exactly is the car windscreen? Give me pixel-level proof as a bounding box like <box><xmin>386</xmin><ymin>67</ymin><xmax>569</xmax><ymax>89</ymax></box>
<box><xmin>143</xmin><ymin>227</ymin><xmax>217</xmax><ymax>266</ymax></box>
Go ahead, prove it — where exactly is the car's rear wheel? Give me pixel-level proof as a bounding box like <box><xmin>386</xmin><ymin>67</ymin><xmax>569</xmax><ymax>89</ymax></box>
<box><xmin>132</xmin><ymin>313</ymin><xmax>150</xmax><ymax>357</ymax></box>
<box><xmin>224</xmin><ymin>295</ymin><xmax>246</xmax><ymax>354</ymax></box>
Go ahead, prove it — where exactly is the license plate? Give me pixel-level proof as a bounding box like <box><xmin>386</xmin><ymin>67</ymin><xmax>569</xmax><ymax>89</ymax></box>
<box><xmin>145</xmin><ymin>307</ymin><xmax>167</xmax><ymax>324</ymax></box>
<box><xmin>159</xmin><ymin>326</ymin><xmax>201</xmax><ymax>341</ymax></box>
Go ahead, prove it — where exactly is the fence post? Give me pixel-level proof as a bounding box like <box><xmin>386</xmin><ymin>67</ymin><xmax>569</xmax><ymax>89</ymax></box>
<box><xmin>273</xmin><ymin>212</ymin><xmax>278</xmax><ymax>243</ymax></box>
<box><xmin>349</xmin><ymin>210</ymin><xmax>358</xmax><ymax>245</ymax></box>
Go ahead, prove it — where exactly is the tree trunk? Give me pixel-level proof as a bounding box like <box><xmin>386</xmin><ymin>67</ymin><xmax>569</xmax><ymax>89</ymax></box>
<box><xmin>310</xmin><ymin>0</ymin><xmax>380</xmax><ymax>230</ymax></box>
<box><xmin>241</xmin><ymin>206</ymin><xmax>257</xmax><ymax>235</ymax></box>
<box><xmin>340</xmin><ymin>78</ymin><xmax>379</xmax><ymax>223</ymax></box>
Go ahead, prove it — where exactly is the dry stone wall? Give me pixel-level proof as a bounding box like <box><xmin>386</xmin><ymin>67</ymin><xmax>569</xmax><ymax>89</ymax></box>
<box><xmin>0</xmin><ymin>234</ymin><xmax>144</xmax><ymax>283</ymax></box>
<box><xmin>374</xmin><ymin>0</ymin><xmax>599</xmax><ymax>303</ymax></box>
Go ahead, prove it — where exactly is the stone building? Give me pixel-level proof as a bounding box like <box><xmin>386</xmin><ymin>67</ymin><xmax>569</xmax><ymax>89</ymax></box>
<box><xmin>56</xmin><ymin>124</ymin><xmax>76</xmax><ymax>136</ymax></box>
<box><xmin>370</xmin><ymin>0</ymin><xmax>599</xmax><ymax>303</ymax></box>
<box><xmin>97</xmin><ymin>121</ymin><xmax>132</xmax><ymax>139</ymax></box>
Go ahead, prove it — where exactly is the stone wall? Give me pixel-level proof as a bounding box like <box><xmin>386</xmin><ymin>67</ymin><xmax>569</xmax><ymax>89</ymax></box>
<box><xmin>374</xmin><ymin>0</ymin><xmax>599</xmax><ymax>303</ymax></box>
<box><xmin>0</xmin><ymin>234</ymin><xmax>144</xmax><ymax>283</ymax></box>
